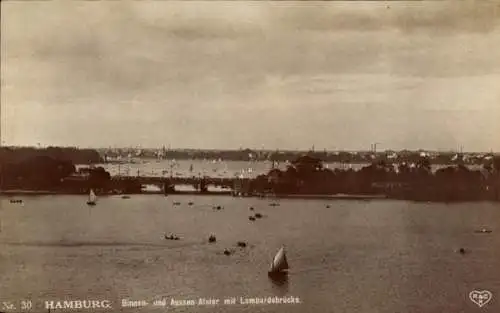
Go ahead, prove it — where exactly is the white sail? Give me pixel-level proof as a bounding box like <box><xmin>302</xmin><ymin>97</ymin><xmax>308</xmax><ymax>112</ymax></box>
<box><xmin>270</xmin><ymin>246</ymin><xmax>289</xmax><ymax>273</ymax></box>
<box><xmin>89</xmin><ymin>189</ymin><xmax>97</xmax><ymax>203</ymax></box>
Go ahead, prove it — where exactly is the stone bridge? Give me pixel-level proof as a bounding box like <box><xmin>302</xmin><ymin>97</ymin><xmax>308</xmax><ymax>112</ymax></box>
<box><xmin>112</xmin><ymin>175</ymin><xmax>252</xmax><ymax>193</ymax></box>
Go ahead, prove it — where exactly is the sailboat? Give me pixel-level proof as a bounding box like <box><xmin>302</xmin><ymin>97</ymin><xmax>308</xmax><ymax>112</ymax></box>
<box><xmin>268</xmin><ymin>246</ymin><xmax>289</xmax><ymax>277</ymax></box>
<box><xmin>87</xmin><ymin>189</ymin><xmax>97</xmax><ymax>206</ymax></box>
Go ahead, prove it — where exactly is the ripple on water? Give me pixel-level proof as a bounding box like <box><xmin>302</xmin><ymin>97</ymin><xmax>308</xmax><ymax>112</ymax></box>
<box><xmin>0</xmin><ymin>196</ymin><xmax>499</xmax><ymax>313</ymax></box>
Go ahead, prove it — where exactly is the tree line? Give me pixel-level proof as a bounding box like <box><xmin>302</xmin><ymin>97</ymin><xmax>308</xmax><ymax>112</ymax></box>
<box><xmin>0</xmin><ymin>148</ymin><xmax>141</xmax><ymax>193</ymax></box>
<box><xmin>249</xmin><ymin>155</ymin><xmax>500</xmax><ymax>201</ymax></box>
<box><xmin>0</xmin><ymin>147</ymin><xmax>102</xmax><ymax>165</ymax></box>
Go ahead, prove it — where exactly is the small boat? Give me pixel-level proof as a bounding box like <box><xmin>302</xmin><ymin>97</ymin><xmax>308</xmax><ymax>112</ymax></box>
<box><xmin>474</xmin><ymin>228</ymin><xmax>492</xmax><ymax>234</ymax></box>
<box><xmin>268</xmin><ymin>246</ymin><xmax>289</xmax><ymax>276</ymax></box>
<box><xmin>86</xmin><ymin>189</ymin><xmax>97</xmax><ymax>206</ymax></box>
<box><xmin>164</xmin><ymin>233</ymin><xmax>180</xmax><ymax>240</ymax></box>
<box><xmin>121</xmin><ymin>195</ymin><xmax>130</xmax><ymax>199</ymax></box>
<box><xmin>208</xmin><ymin>234</ymin><xmax>217</xmax><ymax>243</ymax></box>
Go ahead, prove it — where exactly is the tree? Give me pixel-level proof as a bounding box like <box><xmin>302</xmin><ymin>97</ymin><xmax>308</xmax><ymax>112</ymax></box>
<box><xmin>1</xmin><ymin>156</ymin><xmax>75</xmax><ymax>190</ymax></box>
<box><xmin>290</xmin><ymin>155</ymin><xmax>324</xmax><ymax>176</ymax></box>
<box><xmin>493</xmin><ymin>156</ymin><xmax>500</xmax><ymax>173</ymax></box>
<box><xmin>416</xmin><ymin>157</ymin><xmax>431</xmax><ymax>172</ymax></box>
<box><xmin>88</xmin><ymin>167</ymin><xmax>111</xmax><ymax>190</ymax></box>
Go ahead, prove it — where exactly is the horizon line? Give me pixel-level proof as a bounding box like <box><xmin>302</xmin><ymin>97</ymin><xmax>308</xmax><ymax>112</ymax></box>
<box><xmin>0</xmin><ymin>144</ymin><xmax>498</xmax><ymax>155</ymax></box>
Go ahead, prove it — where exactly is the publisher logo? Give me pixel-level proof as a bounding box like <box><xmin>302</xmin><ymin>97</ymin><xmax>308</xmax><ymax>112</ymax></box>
<box><xmin>469</xmin><ymin>290</ymin><xmax>492</xmax><ymax>308</ymax></box>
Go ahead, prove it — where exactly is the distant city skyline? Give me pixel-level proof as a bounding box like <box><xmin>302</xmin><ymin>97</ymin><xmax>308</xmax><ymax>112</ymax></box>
<box><xmin>2</xmin><ymin>1</ymin><xmax>499</xmax><ymax>152</ymax></box>
<box><xmin>0</xmin><ymin>142</ymin><xmax>493</xmax><ymax>155</ymax></box>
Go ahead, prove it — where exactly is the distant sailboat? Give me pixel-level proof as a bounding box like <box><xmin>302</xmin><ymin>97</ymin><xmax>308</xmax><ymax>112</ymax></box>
<box><xmin>268</xmin><ymin>246</ymin><xmax>289</xmax><ymax>276</ymax></box>
<box><xmin>87</xmin><ymin>189</ymin><xmax>97</xmax><ymax>206</ymax></box>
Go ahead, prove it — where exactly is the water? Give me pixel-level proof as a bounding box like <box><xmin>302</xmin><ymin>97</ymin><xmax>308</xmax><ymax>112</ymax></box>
<box><xmin>77</xmin><ymin>159</ymin><xmax>481</xmax><ymax>178</ymax></box>
<box><xmin>80</xmin><ymin>159</ymin><xmax>325</xmax><ymax>178</ymax></box>
<box><xmin>1</xmin><ymin>196</ymin><xmax>499</xmax><ymax>313</ymax></box>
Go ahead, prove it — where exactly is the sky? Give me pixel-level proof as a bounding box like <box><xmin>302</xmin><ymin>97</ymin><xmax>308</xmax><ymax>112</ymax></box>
<box><xmin>1</xmin><ymin>1</ymin><xmax>500</xmax><ymax>152</ymax></box>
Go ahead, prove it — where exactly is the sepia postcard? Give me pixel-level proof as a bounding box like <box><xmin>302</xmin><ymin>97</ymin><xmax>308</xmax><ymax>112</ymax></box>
<box><xmin>1</xmin><ymin>1</ymin><xmax>499</xmax><ymax>312</ymax></box>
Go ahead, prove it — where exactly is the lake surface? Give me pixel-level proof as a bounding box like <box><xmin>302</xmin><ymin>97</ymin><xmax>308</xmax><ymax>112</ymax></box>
<box><xmin>80</xmin><ymin>160</ymin><xmax>366</xmax><ymax>179</ymax></box>
<box><xmin>1</xmin><ymin>196</ymin><xmax>499</xmax><ymax>313</ymax></box>
<box><xmin>77</xmin><ymin>159</ymin><xmax>482</xmax><ymax>179</ymax></box>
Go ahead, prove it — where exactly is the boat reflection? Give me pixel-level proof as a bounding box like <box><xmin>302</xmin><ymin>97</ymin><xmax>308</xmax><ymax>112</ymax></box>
<box><xmin>268</xmin><ymin>272</ymin><xmax>289</xmax><ymax>293</ymax></box>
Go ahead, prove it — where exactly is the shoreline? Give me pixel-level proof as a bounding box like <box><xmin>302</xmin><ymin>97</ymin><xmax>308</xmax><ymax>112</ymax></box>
<box><xmin>0</xmin><ymin>189</ymin><xmax>383</xmax><ymax>199</ymax></box>
<box><xmin>0</xmin><ymin>190</ymin><xmax>232</xmax><ymax>196</ymax></box>
<box><xmin>1</xmin><ymin>189</ymin><xmax>497</xmax><ymax>203</ymax></box>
